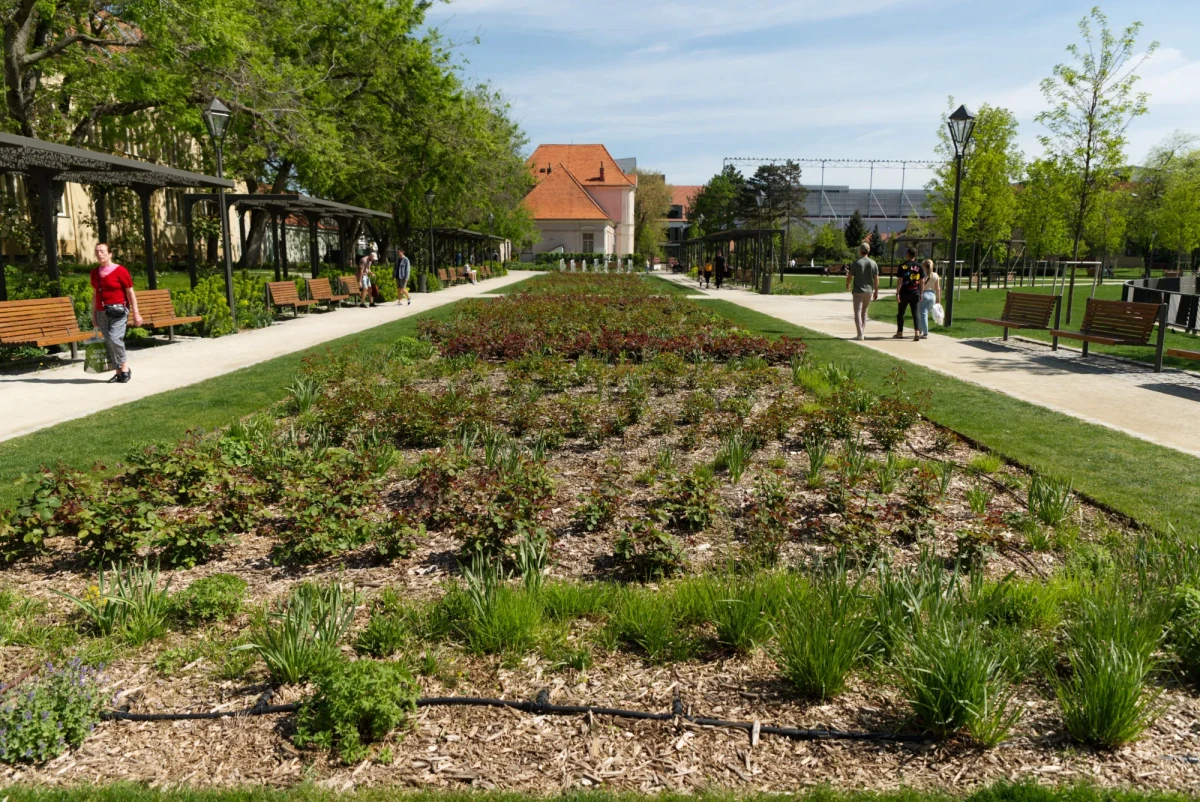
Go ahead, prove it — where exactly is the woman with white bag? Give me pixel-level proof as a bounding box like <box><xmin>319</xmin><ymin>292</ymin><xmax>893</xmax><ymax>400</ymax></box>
<box><xmin>917</xmin><ymin>259</ymin><xmax>941</xmax><ymax>339</ymax></box>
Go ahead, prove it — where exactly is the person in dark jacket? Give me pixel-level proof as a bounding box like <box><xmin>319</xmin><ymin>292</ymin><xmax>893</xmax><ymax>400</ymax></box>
<box><xmin>713</xmin><ymin>254</ymin><xmax>727</xmax><ymax>289</ymax></box>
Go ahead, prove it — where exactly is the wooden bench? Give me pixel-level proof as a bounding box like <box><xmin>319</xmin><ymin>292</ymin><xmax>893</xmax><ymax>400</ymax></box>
<box><xmin>306</xmin><ymin>277</ymin><xmax>349</xmax><ymax>310</ymax></box>
<box><xmin>977</xmin><ymin>291</ymin><xmax>1062</xmax><ymax>341</ymax></box>
<box><xmin>438</xmin><ymin>268</ymin><xmax>459</xmax><ymax>287</ymax></box>
<box><xmin>0</xmin><ymin>297</ymin><xmax>95</xmax><ymax>358</ymax></box>
<box><xmin>1050</xmin><ymin>298</ymin><xmax>1167</xmax><ymax>372</ymax></box>
<box><xmin>1167</xmin><ymin>348</ymin><xmax>1200</xmax><ymax>363</ymax></box>
<box><xmin>136</xmin><ymin>289</ymin><xmax>203</xmax><ymax>341</ymax></box>
<box><xmin>266</xmin><ymin>281</ymin><xmax>317</xmax><ymax>318</ymax></box>
<box><xmin>337</xmin><ymin>275</ymin><xmax>363</xmax><ymax>305</ymax></box>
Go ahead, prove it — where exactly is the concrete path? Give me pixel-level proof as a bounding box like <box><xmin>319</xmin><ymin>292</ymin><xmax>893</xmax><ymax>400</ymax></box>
<box><xmin>0</xmin><ymin>271</ymin><xmax>535</xmax><ymax>442</ymax></box>
<box><xmin>668</xmin><ymin>276</ymin><xmax>1200</xmax><ymax>458</ymax></box>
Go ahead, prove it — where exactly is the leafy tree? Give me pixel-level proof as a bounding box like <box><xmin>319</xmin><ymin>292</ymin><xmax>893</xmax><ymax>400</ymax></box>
<box><xmin>690</xmin><ymin>165</ymin><xmax>746</xmax><ymax>233</ymax></box>
<box><xmin>843</xmin><ymin>210</ymin><xmax>868</xmax><ymax>250</ymax></box>
<box><xmin>929</xmin><ymin>103</ymin><xmax>1023</xmax><ymax>255</ymax></box>
<box><xmin>743</xmin><ymin>161</ymin><xmax>807</xmax><ymax>229</ymax></box>
<box><xmin>1037</xmin><ymin>6</ymin><xmax>1157</xmax><ymax>266</ymax></box>
<box><xmin>1154</xmin><ymin>149</ymin><xmax>1200</xmax><ymax>270</ymax></box>
<box><xmin>1125</xmin><ymin>134</ymin><xmax>1200</xmax><ymax>273</ymax></box>
<box><xmin>812</xmin><ymin>222</ymin><xmax>851</xmax><ymax>262</ymax></box>
<box><xmin>632</xmin><ymin>170</ymin><xmax>673</xmax><ymax>258</ymax></box>
<box><xmin>870</xmin><ymin>224</ymin><xmax>887</xmax><ymax>260</ymax></box>
<box><xmin>1016</xmin><ymin>158</ymin><xmax>1072</xmax><ymax>262</ymax></box>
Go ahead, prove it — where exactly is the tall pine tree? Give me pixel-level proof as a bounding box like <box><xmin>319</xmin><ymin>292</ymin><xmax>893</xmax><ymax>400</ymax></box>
<box><xmin>844</xmin><ymin>209</ymin><xmax>868</xmax><ymax>249</ymax></box>
<box><xmin>870</xmin><ymin>224</ymin><xmax>886</xmax><ymax>260</ymax></box>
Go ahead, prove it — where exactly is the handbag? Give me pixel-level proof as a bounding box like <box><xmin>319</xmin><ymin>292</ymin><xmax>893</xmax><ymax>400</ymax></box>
<box><xmin>83</xmin><ymin>342</ymin><xmax>113</xmax><ymax>374</ymax></box>
<box><xmin>932</xmin><ymin>303</ymin><xmax>945</xmax><ymax>326</ymax></box>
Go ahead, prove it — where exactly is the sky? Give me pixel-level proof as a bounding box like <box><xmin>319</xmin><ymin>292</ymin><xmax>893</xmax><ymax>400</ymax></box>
<box><xmin>425</xmin><ymin>0</ymin><xmax>1200</xmax><ymax>190</ymax></box>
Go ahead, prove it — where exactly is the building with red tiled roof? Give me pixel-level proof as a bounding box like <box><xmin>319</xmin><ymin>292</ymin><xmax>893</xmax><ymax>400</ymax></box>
<box><xmin>664</xmin><ymin>184</ymin><xmax>702</xmax><ymax>246</ymax></box>
<box><xmin>522</xmin><ymin>144</ymin><xmax>637</xmax><ymax>257</ymax></box>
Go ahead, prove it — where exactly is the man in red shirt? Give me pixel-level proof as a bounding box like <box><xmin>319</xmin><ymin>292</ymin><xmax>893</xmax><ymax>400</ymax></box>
<box><xmin>90</xmin><ymin>243</ymin><xmax>143</xmax><ymax>383</ymax></box>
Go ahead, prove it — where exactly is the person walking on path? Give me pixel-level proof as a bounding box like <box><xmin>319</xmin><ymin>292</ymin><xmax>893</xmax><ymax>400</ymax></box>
<box><xmin>90</xmin><ymin>242</ymin><xmax>143</xmax><ymax>384</ymax></box>
<box><xmin>917</xmin><ymin>259</ymin><xmax>941</xmax><ymax>339</ymax></box>
<box><xmin>394</xmin><ymin>248</ymin><xmax>411</xmax><ymax>306</ymax></box>
<box><xmin>895</xmin><ymin>247</ymin><xmax>924</xmax><ymax>341</ymax></box>
<box><xmin>357</xmin><ymin>251</ymin><xmax>378</xmax><ymax>307</ymax></box>
<box><xmin>702</xmin><ymin>260</ymin><xmax>714</xmax><ymax>289</ymax></box>
<box><xmin>714</xmin><ymin>253</ymin><xmax>727</xmax><ymax>289</ymax></box>
<box><xmin>846</xmin><ymin>243</ymin><xmax>879</xmax><ymax>341</ymax></box>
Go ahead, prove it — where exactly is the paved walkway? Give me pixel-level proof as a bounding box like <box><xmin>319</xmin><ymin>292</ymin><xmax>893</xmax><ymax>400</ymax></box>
<box><xmin>0</xmin><ymin>271</ymin><xmax>535</xmax><ymax>442</ymax></box>
<box><xmin>668</xmin><ymin>276</ymin><xmax>1200</xmax><ymax>458</ymax></box>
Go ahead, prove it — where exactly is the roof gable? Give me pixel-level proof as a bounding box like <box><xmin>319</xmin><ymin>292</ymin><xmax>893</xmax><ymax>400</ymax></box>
<box><xmin>528</xmin><ymin>144</ymin><xmax>635</xmax><ymax>187</ymax></box>
<box><xmin>522</xmin><ymin>164</ymin><xmax>614</xmax><ymax>222</ymax></box>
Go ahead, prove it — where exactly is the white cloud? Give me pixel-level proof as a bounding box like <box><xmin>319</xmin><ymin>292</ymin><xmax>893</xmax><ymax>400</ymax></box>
<box><xmin>1139</xmin><ymin>47</ymin><xmax>1200</xmax><ymax>107</ymax></box>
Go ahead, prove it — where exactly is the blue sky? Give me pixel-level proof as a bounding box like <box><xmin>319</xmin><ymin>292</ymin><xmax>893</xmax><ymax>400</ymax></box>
<box><xmin>426</xmin><ymin>0</ymin><xmax>1200</xmax><ymax>190</ymax></box>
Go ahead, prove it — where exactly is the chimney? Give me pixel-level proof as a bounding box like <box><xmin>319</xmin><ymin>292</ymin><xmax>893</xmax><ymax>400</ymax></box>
<box><xmin>547</xmin><ymin>162</ymin><xmax>552</xmax><ymax>174</ymax></box>
<box><xmin>600</xmin><ymin>162</ymin><xmax>605</xmax><ymax>181</ymax></box>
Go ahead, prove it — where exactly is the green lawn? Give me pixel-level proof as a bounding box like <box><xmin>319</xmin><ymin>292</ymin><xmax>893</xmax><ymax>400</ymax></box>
<box><xmin>868</xmin><ymin>281</ymin><xmax>1200</xmax><ymax>370</ymax></box>
<box><xmin>701</xmin><ymin>298</ymin><xmax>1200</xmax><ymax>534</ymax></box>
<box><xmin>0</xmin><ymin>303</ymin><xmax>461</xmax><ymax>513</ymax></box>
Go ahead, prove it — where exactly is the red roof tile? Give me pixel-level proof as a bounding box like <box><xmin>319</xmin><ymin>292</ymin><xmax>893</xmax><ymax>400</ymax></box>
<box><xmin>522</xmin><ymin>164</ymin><xmax>614</xmax><ymax>221</ymax></box>
<box><xmin>528</xmin><ymin>144</ymin><xmax>634</xmax><ymax>187</ymax></box>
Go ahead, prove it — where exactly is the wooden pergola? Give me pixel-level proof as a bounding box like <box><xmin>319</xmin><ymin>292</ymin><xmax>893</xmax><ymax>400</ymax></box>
<box><xmin>0</xmin><ymin>132</ymin><xmax>233</xmax><ymax>301</ymax></box>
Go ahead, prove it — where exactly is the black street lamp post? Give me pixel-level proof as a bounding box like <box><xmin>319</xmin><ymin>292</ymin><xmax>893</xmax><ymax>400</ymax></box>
<box><xmin>423</xmin><ymin>189</ymin><xmax>435</xmax><ymax>293</ymax></box>
<box><xmin>488</xmin><ymin>213</ymin><xmax>496</xmax><ymax>261</ymax></box>
<box><xmin>756</xmin><ymin>190</ymin><xmax>772</xmax><ymax>294</ymax></box>
<box><xmin>202</xmin><ymin>98</ymin><xmax>235</xmax><ymax>323</ymax></box>
<box><xmin>944</xmin><ymin>105</ymin><xmax>976</xmax><ymax>327</ymax></box>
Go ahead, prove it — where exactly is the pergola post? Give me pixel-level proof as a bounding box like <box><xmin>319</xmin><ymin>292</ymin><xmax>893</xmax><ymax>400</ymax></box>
<box><xmin>238</xmin><ymin>209</ymin><xmax>247</xmax><ymax>253</ymax></box>
<box><xmin>137</xmin><ymin>185</ymin><xmax>158</xmax><ymax>290</ymax></box>
<box><xmin>184</xmin><ymin>195</ymin><xmax>198</xmax><ymax>289</ymax></box>
<box><xmin>0</xmin><ymin>234</ymin><xmax>7</xmax><ymax>301</ymax></box>
<box><xmin>308</xmin><ymin>216</ymin><xmax>320</xmax><ymax>278</ymax></box>
<box><xmin>95</xmin><ymin>187</ymin><xmax>109</xmax><ymax>244</ymax></box>
<box><xmin>279</xmin><ymin>211</ymin><xmax>290</xmax><ymax>279</ymax></box>
<box><xmin>270</xmin><ymin>210</ymin><xmax>282</xmax><ymax>281</ymax></box>
<box><xmin>34</xmin><ymin>170</ymin><xmax>61</xmax><ymax>291</ymax></box>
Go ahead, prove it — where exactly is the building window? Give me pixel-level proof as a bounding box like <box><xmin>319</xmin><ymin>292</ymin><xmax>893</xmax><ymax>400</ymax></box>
<box><xmin>165</xmin><ymin>189</ymin><xmax>184</xmax><ymax>226</ymax></box>
<box><xmin>582</xmin><ymin>232</ymin><xmax>594</xmax><ymax>253</ymax></box>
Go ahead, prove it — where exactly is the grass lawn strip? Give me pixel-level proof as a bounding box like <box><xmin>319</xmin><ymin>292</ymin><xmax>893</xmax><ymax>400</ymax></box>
<box><xmin>701</xmin><ymin>298</ymin><xmax>1200</xmax><ymax>534</ymax></box>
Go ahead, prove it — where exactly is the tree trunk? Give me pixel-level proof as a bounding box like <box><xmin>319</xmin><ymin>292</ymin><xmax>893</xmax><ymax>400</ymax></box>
<box><xmin>239</xmin><ymin>161</ymin><xmax>293</xmax><ymax>268</ymax></box>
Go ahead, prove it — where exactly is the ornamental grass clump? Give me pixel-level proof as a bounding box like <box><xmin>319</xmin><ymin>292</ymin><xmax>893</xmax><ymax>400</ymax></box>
<box><xmin>696</xmin><ymin>574</ymin><xmax>779</xmax><ymax>653</ymax></box>
<box><xmin>240</xmin><ymin>581</ymin><xmax>357</xmax><ymax>685</ymax></box>
<box><xmin>776</xmin><ymin>561</ymin><xmax>870</xmax><ymax>701</ymax></box>
<box><xmin>609</xmin><ymin>587</ymin><xmax>691</xmax><ymax>662</ymax></box>
<box><xmin>0</xmin><ymin>659</ymin><xmax>105</xmax><ymax>765</ymax></box>
<box><xmin>894</xmin><ymin>613</ymin><xmax>1022</xmax><ymax>746</ymax></box>
<box><xmin>1027</xmin><ymin>474</ymin><xmax>1077</xmax><ymax>527</ymax></box>
<box><xmin>1054</xmin><ymin>593</ymin><xmax>1166</xmax><ymax>749</ymax></box>
<box><xmin>56</xmin><ymin>561</ymin><xmax>172</xmax><ymax>646</ymax></box>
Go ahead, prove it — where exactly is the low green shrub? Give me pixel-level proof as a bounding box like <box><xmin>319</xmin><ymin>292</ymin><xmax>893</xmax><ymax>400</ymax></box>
<box><xmin>659</xmin><ymin>465</ymin><xmax>721</xmax><ymax>532</ymax></box>
<box><xmin>295</xmin><ymin>658</ymin><xmax>418</xmax><ymax>764</ymax></box>
<box><xmin>0</xmin><ymin>659</ymin><xmax>105</xmax><ymax>765</ymax></box>
<box><xmin>170</xmin><ymin>574</ymin><xmax>246</xmax><ymax>627</ymax></box>
<box><xmin>612</xmin><ymin>519</ymin><xmax>686</xmax><ymax>580</ymax></box>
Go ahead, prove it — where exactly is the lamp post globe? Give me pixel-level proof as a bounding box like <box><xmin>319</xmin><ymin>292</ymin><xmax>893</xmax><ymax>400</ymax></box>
<box><xmin>202</xmin><ymin>98</ymin><xmax>236</xmax><ymax>324</ymax></box>
<box><xmin>944</xmin><ymin>104</ymin><xmax>975</xmax><ymax>327</ymax></box>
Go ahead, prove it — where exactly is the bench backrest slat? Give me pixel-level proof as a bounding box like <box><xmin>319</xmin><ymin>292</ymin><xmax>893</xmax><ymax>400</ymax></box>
<box><xmin>1000</xmin><ymin>292</ymin><xmax>1058</xmax><ymax>328</ymax></box>
<box><xmin>1080</xmin><ymin>299</ymin><xmax>1161</xmax><ymax>342</ymax></box>
<box><xmin>307</xmin><ymin>278</ymin><xmax>334</xmax><ymax>300</ymax></box>
<box><xmin>338</xmin><ymin>276</ymin><xmax>361</xmax><ymax>296</ymax></box>
<box><xmin>267</xmin><ymin>281</ymin><xmax>302</xmax><ymax>305</ymax></box>
<box><xmin>136</xmin><ymin>289</ymin><xmax>180</xmax><ymax>322</ymax></box>
<box><xmin>0</xmin><ymin>297</ymin><xmax>82</xmax><ymax>343</ymax></box>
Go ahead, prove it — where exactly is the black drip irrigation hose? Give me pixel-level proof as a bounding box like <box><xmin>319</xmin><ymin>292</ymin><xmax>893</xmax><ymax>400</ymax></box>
<box><xmin>101</xmin><ymin>690</ymin><xmax>928</xmax><ymax>744</ymax></box>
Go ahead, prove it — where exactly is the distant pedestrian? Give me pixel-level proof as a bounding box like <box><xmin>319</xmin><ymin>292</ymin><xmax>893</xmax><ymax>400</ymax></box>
<box><xmin>847</xmin><ymin>243</ymin><xmax>879</xmax><ymax>341</ymax></box>
<box><xmin>462</xmin><ymin>263</ymin><xmax>478</xmax><ymax>284</ymax></box>
<box><xmin>357</xmin><ymin>251</ymin><xmax>378</xmax><ymax>307</ymax></box>
<box><xmin>917</xmin><ymin>259</ymin><xmax>941</xmax><ymax>338</ymax></box>
<box><xmin>895</xmin><ymin>247</ymin><xmax>923</xmax><ymax>341</ymax></box>
<box><xmin>394</xmin><ymin>248</ymin><xmax>412</xmax><ymax>306</ymax></box>
<box><xmin>714</xmin><ymin>254</ymin><xmax>727</xmax><ymax>289</ymax></box>
<box><xmin>701</xmin><ymin>261</ymin><xmax>712</xmax><ymax>289</ymax></box>
<box><xmin>90</xmin><ymin>242</ymin><xmax>143</xmax><ymax>383</ymax></box>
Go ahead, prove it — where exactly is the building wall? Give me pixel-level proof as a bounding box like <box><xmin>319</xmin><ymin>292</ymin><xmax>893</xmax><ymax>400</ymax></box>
<box><xmin>526</xmin><ymin>220</ymin><xmax>616</xmax><ymax>255</ymax></box>
<box><xmin>586</xmin><ymin>186</ymin><xmax>635</xmax><ymax>255</ymax></box>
